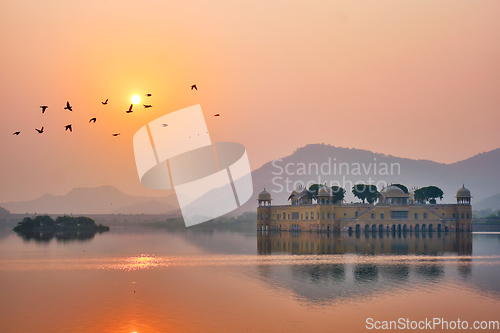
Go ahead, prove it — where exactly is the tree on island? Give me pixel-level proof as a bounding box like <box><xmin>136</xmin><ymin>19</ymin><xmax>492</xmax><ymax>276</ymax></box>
<box><xmin>391</xmin><ymin>183</ymin><xmax>409</xmax><ymax>194</ymax></box>
<box><xmin>414</xmin><ymin>186</ymin><xmax>444</xmax><ymax>204</ymax></box>
<box><xmin>56</xmin><ymin>215</ymin><xmax>96</xmax><ymax>227</ymax></box>
<box><xmin>352</xmin><ymin>184</ymin><xmax>379</xmax><ymax>204</ymax></box>
<box><xmin>307</xmin><ymin>184</ymin><xmax>346</xmax><ymax>203</ymax></box>
<box><xmin>14</xmin><ymin>215</ymin><xmax>109</xmax><ymax>232</ymax></box>
<box><xmin>15</xmin><ymin>215</ymin><xmax>55</xmax><ymax>229</ymax></box>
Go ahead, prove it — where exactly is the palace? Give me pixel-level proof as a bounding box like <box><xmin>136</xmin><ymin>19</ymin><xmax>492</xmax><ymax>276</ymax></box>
<box><xmin>257</xmin><ymin>185</ymin><xmax>472</xmax><ymax>233</ymax></box>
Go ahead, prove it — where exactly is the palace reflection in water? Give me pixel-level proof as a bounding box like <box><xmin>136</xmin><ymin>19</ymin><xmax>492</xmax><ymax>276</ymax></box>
<box><xmin>255</xmin><ymin>231</ymin><xmax>480</xmax><ymax>306</ymax></box>
<box><xmin>257</xmin><ymin>230</ymin><xmax>472</xmax><ymax>256</ymax></box>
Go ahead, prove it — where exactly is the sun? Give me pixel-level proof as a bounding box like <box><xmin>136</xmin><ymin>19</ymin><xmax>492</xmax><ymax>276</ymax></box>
<box><xmin>131</xmin><ymin>95</ymin><xmax>141</xmax><ymax>104</ymax></box>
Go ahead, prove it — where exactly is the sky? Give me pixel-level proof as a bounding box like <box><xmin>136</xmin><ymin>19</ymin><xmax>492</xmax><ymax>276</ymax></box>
<box><xmin>1</xmin><ymin>0</ymin><xmax>499</xmax><ymax>203</ymax></box>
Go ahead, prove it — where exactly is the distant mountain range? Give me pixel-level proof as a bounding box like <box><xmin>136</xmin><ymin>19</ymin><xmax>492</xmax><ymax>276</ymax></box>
<box><xmin>1</xmin><ymin>186</ymin><xmax>179</xmax><ymax>214</ymax></box>
<box><xmin>474</xmin><ymin>194</ymin><xmax>500</xmax><ymax>212</ymax></box>
<box><xmin>2</xmin><ymin>144</ymin><xmax>500</xmax><ymax>215</ymax></box>
<box><xmin>0</xmin><ymin>206</ymin><xmax>10</xmax><ymax>216</ymax></box>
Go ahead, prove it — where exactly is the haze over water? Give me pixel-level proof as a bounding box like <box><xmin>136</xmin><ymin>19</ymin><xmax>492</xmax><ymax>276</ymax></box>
<box><xmin>1</xmin><ymin>226</ymin><xmax>499</xmax><ymax>333</ymax></box>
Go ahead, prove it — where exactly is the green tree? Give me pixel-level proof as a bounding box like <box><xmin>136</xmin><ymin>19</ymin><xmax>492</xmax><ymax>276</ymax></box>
<box><xmin>352</xmin><ymin>184</ymin><xmax>379</xmax><ymax>204</ymax></box>
<box><xmin>33</xmin><ymin>215</ymin><xmax>55</xmax><ymax>228</ymax></box>
<box><xmin>391</xmin><ymin>183</ymin><xmax>409</xmax><ymax>194</ymax></box>
<box><xmin>478</xmin><ymin>209</ymin><xmax>493</xmax><ymax>218</ymax></box>
<box><xmin>55</xmin><ymin>216</ymin><xmax>96</xmax><ymax>227</ymax></box>
<box><xmin>307</xmin><ymin>184</ymin><xmax>322</xmax><ymax>200</ymax></box>
<box><xmin>14</xmin><ymin>215</ymin><xmax>55</xmax><ymax>231</ymax></box>
<box><xmin>308</xmin><ymin>184</ymin><xmax>346</xmax><ymax>203</ymax></box>
<box><xmin>17</xmin><ymin>217</ymin><xmax>35</xmax><ymax>229</ymax></box>
<box><xmin>77</xmin><ymin>216</ymin><xmax>96</xmax><ymax>226</ymax></box>
<box><xmin>56</xmin><ymin>215</ymin><xmax>76</xmax><ymax>226</ymax></box>
<box><xmin>307</xmin><ymin>184</ymin><xmax>345</xmax><ymax>203</ymax></box>
<box><xmin>331</xmin><ymin>186</ymin><xmax>346</xmax><ymax>203</ymax></box>
<box><xmin>426</xmin><ymin>186</ymin><xmax>444</xmax><ymax>202</ymax></box>
<box><xmin>414</xmin><ymin>186</ymin><xmax>444</xmax><ymax>204</ymax></box>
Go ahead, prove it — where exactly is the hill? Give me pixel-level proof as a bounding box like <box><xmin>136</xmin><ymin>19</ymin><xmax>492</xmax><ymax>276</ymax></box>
<box><xmin>474</xmin><ymin>193</ymin><xmax>500</xmax><ymax>211</ymax></box>
<box><xmin>0</xmin><ymin>206</ymin><xmax>10</xmax><ymax>215</ymax></box>
<box><xmin>112</xmin><ymin>200</ymin><xmax>180</xmax><ymax>214</ymax></box>
<box><xmin>1</xmin><ymin>186</ymin><xmax>178</xmax><ymax>214</ymax></box>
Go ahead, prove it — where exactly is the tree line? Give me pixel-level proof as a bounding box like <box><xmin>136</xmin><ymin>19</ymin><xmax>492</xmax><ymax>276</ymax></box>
<box><xmin>13</xmin><ymin>215</ymin><xmax>109</xmax><ymax>232</ymax></box>
<box><xmin>297</xmin><ymin>183</ymin><xmax>444</xmax><ymax>204</ymax></box>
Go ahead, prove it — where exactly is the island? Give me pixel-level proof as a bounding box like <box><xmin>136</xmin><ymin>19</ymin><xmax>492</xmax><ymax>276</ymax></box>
<box><xmin>13</xmin><ymin>215</ymin><xmax>110</xmax><ymax>232</ymax></box>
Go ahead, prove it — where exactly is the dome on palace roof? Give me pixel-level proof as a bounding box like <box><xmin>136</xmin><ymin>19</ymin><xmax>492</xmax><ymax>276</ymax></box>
<box><xmin>258</xmin><ymin>189</ymin><xmax>272</xmax><ymax>201</ymax></box>
<box><xmin>456</xmin><ymin>185</ymin><xmax>471</xmax><ymax>198</ymax></box>
<box><xmin>380</xmin><ymin>185</ymin><xmax>407</xmax><ymax>197</ymax></box>
<box><xmin>318</xmin><ymin>185</ymin><xmax>332</xmax><ymax>197</ymax></box>
<box><xmin>288</xmin><ymin>186</ymin><xmax>308</xmax><ymax>200</ymax></box>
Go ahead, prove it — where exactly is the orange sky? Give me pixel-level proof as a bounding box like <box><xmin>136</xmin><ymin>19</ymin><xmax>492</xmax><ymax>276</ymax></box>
<box><xmin>1</xmin><ymin>0</ymin><xmax>499</xmax><ymax>202</ymax></box>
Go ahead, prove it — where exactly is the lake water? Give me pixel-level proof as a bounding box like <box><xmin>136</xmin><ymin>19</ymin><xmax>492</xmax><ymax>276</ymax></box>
<box><xmin>1</xmin><ymin>226</ymin><xmax>499</xmax><ymax>332</ymax></box>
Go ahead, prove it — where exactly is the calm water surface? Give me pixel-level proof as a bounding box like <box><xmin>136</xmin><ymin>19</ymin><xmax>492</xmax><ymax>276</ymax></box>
<box><xmin>0</xmin><ymin>226</ymin><xmax>499</xmax><ymax>332</ymax></box>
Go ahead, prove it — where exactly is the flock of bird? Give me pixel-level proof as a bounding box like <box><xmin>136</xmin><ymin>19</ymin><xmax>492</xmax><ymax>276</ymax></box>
<box><xmin>13</xmin><ymin>96</ymin><xmax>150</xmax><ymax>137</ymax></box>
<box><xmin>12</xmin><ymin>84</ymin><xmax>218</xmax><ymax>137</ymax></box>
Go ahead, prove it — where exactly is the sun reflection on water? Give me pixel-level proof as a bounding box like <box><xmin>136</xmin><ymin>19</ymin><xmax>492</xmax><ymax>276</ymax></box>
<box><xmin>3</xmin><ymin>254</ymin><xmax>500</xmax><ymax>272</ymax></box>
<box><xmin>111</xmin><ymin>254</ymin><xmax>166</xmax><ymax>271</ymax></box>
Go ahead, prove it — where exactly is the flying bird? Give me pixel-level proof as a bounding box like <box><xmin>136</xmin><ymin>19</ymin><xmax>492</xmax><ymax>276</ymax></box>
<box><xmin>13</xmin><ymin>131</ymin><xmax>20</xmax><ymax>135</ymax></box>
<box><xmin>35</xmin><ymin>127</ymin><xmax>44</xmax><ymax>134</ymax></box>
<box><xmin>161</xmin><ymin>124</ymin><xmax>168</xmax><ymax>127</ymax></box>
<box><xmin>214</xmin><ymin>113</ymin><xmax>220</xmax><ymax>117</ymax></box>
<box><xmin>191</xmin><ymin>84</ymin><xmax>197</xmax><ymax>90</ymax></box>
<box><xmin>102</xmin><ymin>99</ymin><xmax>108</xmax><ymax>105</ymax></box>
<box><xmin>89</xmin><ymin>118</ymin><xmax>96</xmax><ymax>123</ymax></box>
<box><xmin>126</xmin><ymin>104</ymin><xmax>133</xmax><ymax>113</ymax></box>
<box><xmin>146</xmin><ymin>94</ymin><xmax>152</xmax><ymax>97</ymax></box>
<box><xmin>65</xmin><ymin>124</ymin><xmax>72</xmax><ymax>132</ymax></box>
<box><xmin>112</xmin><ymin>133</ymin><xmax>120</xmax><ymax>136</ymax></box>
<box><xmin>143</xmin><ymin>104</ymin><xmax>152</xmax><ymax>108</ymax></box>
<box><xmin>40</xmin><ymin>106</ymin><xmax>48</xmax><ymax>113</ymax></box>
<box><xmin>64</xmin><ymin>101</ymin><xmax>73</xmax><ymax>111</ymax></box>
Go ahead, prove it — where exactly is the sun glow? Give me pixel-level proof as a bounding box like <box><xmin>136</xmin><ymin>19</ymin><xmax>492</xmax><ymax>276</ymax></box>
<box><xmin>114</xmin><ymin>255</ymin><xmax>163</xmax><ymax>271</ymax></box>
<box><xmin>131</xmin><ymin>95</ymin><xmax>141</xmax><ymax>104</ymax></box>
